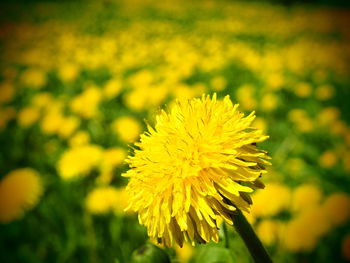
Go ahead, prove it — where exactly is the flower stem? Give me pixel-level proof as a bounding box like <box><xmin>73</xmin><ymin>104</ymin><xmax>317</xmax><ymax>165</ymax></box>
<box><xmin>230</xmin><ymin>208</ymin><xmax>273</xmax><ymax>263</ymax></box>
<box><xmin>222</xmin><ymin>221</ymin><xmax>230</xmax><ymax>248</ymax></box>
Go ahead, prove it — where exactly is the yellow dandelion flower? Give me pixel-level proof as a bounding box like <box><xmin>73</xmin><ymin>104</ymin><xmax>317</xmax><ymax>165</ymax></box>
<box><xmin>32</xmin><ymin>92</ymin><xmax>52</xmax><ymax>109</ymax></box>
<box><xmin>260</xmin><ymin>93</ymin><xmax>278</xmax><ymax>112</ymax></box>
<box><xmin>0</xmin><ymin>168</ymin><xmax>43</xmax><ymax>223</ymax></box>
<box><xmin>298</xmin><ymin>206</ymin><xmax>332</xmax><ymax>237</ymax></box>
<box><xmin>319</xmin><ymin>151</ymin><xmax>337</xmax><ymax>168</ymax></box>
<box><xmin>236</xmin><ymin>84</ymin><xmax>257</xmax><ymax>111</ymax></box>
<box><xmin>100</xmin><ymin>147</ymin><xmax>127</xmax><ymax>170</ymax></box>
<box><xmin>19</xmin><ymin>68</ymin><xmax>47</xmax><ymax>88</ymax></box>
<box><xmin>251</xmin><ymin>182</ymin><xmax>291</xmax><ymax>218</ymax></box>
<box><xmin>252</xmin><ymin>117</ymin><xmax>267</xmax><ymax>132</ymax></box>
<box><xmin>85</xmin><ymin>186</ymin><xmax>120</xmax><ymax>214</ymax></box>
<box><xmin>57</xmin><ymin>144</ymin><xmax>103</xmax><ymax>179</ymax></box>
<box><xmin>17</xmin><ymin>106</ymin><xmax>41</xmax><ymax>127</ymax></box>
<box><xmin>292</xmin><ymin>184</ymin><xmax>322</xmax><ymax>212</ymax></box>
<box><xmin>40</xmin><ymin>110</ymin><xmax>64</xmax><ymax>135</ymax></box>
<box><xmin>210</xmin><ymin>76</ymin><xmax>227</xmax><ymax>91</ymax></box>
<box><xmin>57</xmin><ymin>116</ymin><xmax>80</xmax><ymax>138</ymax></box>
<box><xmin>175</xmin><ymin>243</ymin><xmax>194</xmax><ymax>263</ymax></box>
<box><xmin>103</xmin><ymin>78</ymin><xmax>122</xmax><ymax>99</ymax></box>
<box><xmin>266</xmin><ymin>73</ymin><xmax>284</xmax><ymax>91</ymax></box>
<box><xmin>318</xmin><ymin>107</ymin><xmax>340</xmax><ymax>126</ymax></box>
<box><xmin>124</xmin><ymin>89</ymin><xmax>148</xmax><ymax>111</ymax></box>
<box><xmin>98</xmin><ymin>147</ymin><xmax>127</xmax><ymax>184</ymax></box>
<box><xmin>256</xmin><ymin>219</ymin><xmax>279</xmax><ymax>246</ymax></box>
<box><xmin>57</xmin><ymin>63</ymin><xmax>80</xmax><ymax>82</ymax></box>
<box><xmin>315</xmin><ymin>84</ymin><xmax>334</xmax><ymax>100</ymax></box>
<box><xmin>68</xmin><ymin>131</ymin><xmax>90</xmax><ymax>147</ymax></box>
<box><xmin>112</xmin><ymin>116</ymin><xmax>142</xmax><ymax>143</ymax></box>
<box><xmin>113</xmin><ymin>187</ymin><xmax>132</xmax><ymax>215</ymax></box>
<box><xmin>70</xmin><ymin>86</ymin><xmax>102</xmax><ymax>118</ymax></box>
<box><xmin>294</xmin><ymin>82</ymin><xmax>312</xmax><ymax>98</ymax></box>
<box><xmin>0</xmin><ymin>82</ymin><xmax>16</xmax><ymax>104</ymax></box>
<box><xmin>288</xmin><ymin>109</ymin><xmax>307</xmax><ymax>123</ymax></box>
<box><xmin>280</xmin><ymin>219</ymin><xmax>318</xmax><ymax>252</ymax></box>
<box><xmin>123</xmin><ymin>94</ymin><xmax>270</xmax><ymax>247</ymax></box>
<box><xmin>330</xmin><ymin>120</ymin><xmax>347</xmax><ymax>136</ymax></box>
<box><xmin>323</xmin><ymin>193</ymin><xmax>350</xmax><ymax>226</ymax></box>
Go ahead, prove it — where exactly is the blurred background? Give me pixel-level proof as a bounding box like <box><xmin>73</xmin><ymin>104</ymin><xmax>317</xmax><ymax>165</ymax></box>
<box><xmin>0</xmin><ymin>0</ymin><xmax>350</xmax><ymax>262</ymax></box>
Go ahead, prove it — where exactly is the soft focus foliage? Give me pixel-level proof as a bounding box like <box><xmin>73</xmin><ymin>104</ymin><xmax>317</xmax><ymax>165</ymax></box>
<box><xmin>0</xmin><ymin>0</ymin><xmax>350</xmax><ymax>262</ymax></box>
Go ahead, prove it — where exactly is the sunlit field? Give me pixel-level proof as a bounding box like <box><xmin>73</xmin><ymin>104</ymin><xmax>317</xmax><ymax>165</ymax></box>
<box><xmin>0</xmin><ymin>0</ymin><xmax>350</xmax><ymax>262</ymax></box>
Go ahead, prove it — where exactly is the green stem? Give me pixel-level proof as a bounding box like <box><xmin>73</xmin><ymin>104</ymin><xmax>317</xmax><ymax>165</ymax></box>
<box><xmin>230</xmin><ymin>208</ymin><xmax>273</xmax><ymax>263</ymax></box>
<box><xmin>222</xmin><ymin>221</ymin><xmax>230</xmax><ymax>248</ymax></box>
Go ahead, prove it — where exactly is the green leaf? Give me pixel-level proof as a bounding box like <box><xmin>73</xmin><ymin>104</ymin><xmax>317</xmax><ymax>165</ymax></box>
<box><xmin>195</xmin><ymin>247</ymin><xmax>235</xmax><ymax>263</ymax></box>
<box><xmin>131</xmin><ymin>243</ymin><xmax>171</xmax><ymax>263</ymax></box>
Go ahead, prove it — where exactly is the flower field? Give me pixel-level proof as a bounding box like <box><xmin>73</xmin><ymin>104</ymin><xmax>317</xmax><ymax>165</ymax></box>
<box><xmin>0</xmin><ymin>0</ymin><xmax>350</xmax><ymax>262</ymax></box>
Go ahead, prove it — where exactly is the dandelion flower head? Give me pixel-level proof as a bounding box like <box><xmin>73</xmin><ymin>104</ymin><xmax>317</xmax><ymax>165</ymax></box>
<box><xmin>0</xmin><ymin>168</ymin><xmax>43</xmax><ymax>223</ymax></box>
<box><xmin>124</xmin><ymin>94</ymin><xmax>270</xmax><ymax>247</ymax></box>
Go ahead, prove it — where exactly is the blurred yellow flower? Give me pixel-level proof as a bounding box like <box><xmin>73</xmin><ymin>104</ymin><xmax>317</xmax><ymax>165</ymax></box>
<box><xmin>318</xmin><ymin>107</ymin><xmax>340</xmax><ymax>126</ymax></box>
<box><xmin>315</xmin><ymin>84</ymin><xmax>334</xmax><ymax>100</ymax></box>
<box><xmin>57</xmin><ymin>63</ymin><xmax>80</xmax><ymax>82</ymax></box>
<box><xmin>252</xmin><ymin>183</ymin><xmax>291</xmax><ymax>217</ymax></box>
<box><xmin>266</xmin><ymin>73</ymin><xmax>284</xmax><ymax>90</ymax></box>
<box><xmin>85</xmin><ymin>186</ymin><xmax>120</xmax><ymax>214</ymax></box>
<box><xmin>319</xmin><ymin>151</ymin><xmax>337</xmax><ymax>168</ymax></box>
<box><xmin>70</xmin><ymin>86</ymin><xmax>102</xmax><ymax>118</ymax></box>
<box><xmin>103</xmin><ymin>78</ymin><xmax>122</xmax><ymax>99</ymax></box>
<box><xmin>288</xmin><ymin>109</ymin><xmax>307</xmax><ymax>123</ymax></box>
<box><xmin>0</xmin><ymin>168</ymin><xmax>43</xmax><ymax>223</ymax></box>
<box><xmin>0</xmin><ymin>82</ymin><xmax>15</xmax><ymax>104</ymax></box>
<box><xmin>330</xmin><ymin>120</ymin><xmax>347</xmax><ymax>136</ymax></box>
<box><xmin>98</xmin><ymin>147</ymin><xmax>127</xmax><ymax>184</ymax></box>
<box><xmin>236</xmin><ymin>84</ymin><xmax>257</xmax><ymax>110</ymax></box>
<box><xmin>100</xmin><ymin>147</ymin><xmax>127</xmax><ymax>170</ymax></box>
<box><xmin>124</xmin><ymin>89</ymin><xmax>148</xmax><ymax>111</ymax></box>
<box><xmin>252</xmin><ymin>117</ymin><xmax>267</xmax><ymax>132</ymax></box>
<box><xmin>175</xmin><ymin>243</ymin><xmax>194</xmax><ymax>263</ymax></box>
<box><xmin>57</xmin><ymin>116</ymin><xmax>80</xmax><ymax>138</ymax></box>
<box><xmin>288</xmin><ymin>109</ymin><xmax>314</xmax><ymax>133</ymax></box>
<box><xmin>210</xmin><ymin>76</ymin><xmax>227</xmax><ymax>91</ymax></box>
<box><xmin>298</xmin><ymin>206</ymin><xmax>331</xmax><ymax>237</ymax></box>
<box><xmin>40</xmin><ymin>110</ymin><xmax>64</xmax><ymax>135</ymax></box>
<box><xmin>172</xmin><ymin>83</ymin><xmax>198</xmax><ymax>101</ymax></box>
<box><xmin>32</xmin><ymin>92</ymin><xmax>53</xmax><ymax>109</ymax></box>
<box><xmin>113</xmin><ymin>187</ymin><xmax>131</xmax><ymax>215</ymax></box>
<box><xmin>69</xmin><ymin>131</ymin><xmax>90</xmax><ymax>147</ymax></box>
<box><xmin>19</xmin><ymin>68</ymin><xmax>47</xmax><ymax>88</ymax></box>
<box><xmin>323</xmin><ymin>193</ymin><xmax>350</xmax><ymax>226</ymax></box>
<box><xmin>124</xmin><ymin>94</ymin><xmax>270</xmax><ymax>247</ymax></box>
<box><xmin>294</xmin><ymin>82</ymin><xmax>312</xmax><ymax>98</ymax></box>
<box><xmin>17</xmin><ymin>106</ymin><xmax>41</xmax><ymax>127</ymax></box>
<box><xmin>292</xmin><ymin>184</ymin><xmax>322</xmax><ymax>212</ymax></box>
<box><xmin>281</xmin><ymin>204</ymin><xmax>332</xmax><ymax>252</ymax></box>
<box><xmin>261</xmin><ymin>93</ymin><xmax>278</xmax><ymax>112</ymax></box>
<box><xmin>58</xmin><ymin>145</ymin><xmax>103</xmax><ymax>179</ymax></box>
<box><xmin>281</xmin><ymin>218</ymin><xmax>318</xmax><ymax>252</ymax></box>
<box><xmin>112</xmin><ymin>116</ymin><xmax>141</xmax><ymax>143</ymax></box>
<box><xmin>256</xmin><ymin>219</ymin><xmax>279</xmax><ymax>246</ymax></box>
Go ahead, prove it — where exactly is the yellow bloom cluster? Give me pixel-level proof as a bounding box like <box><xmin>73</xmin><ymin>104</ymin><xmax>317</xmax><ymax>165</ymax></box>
<box><xmin>251</xmin><ymin>182</ymin><xmax>350</xmax><ymax>252</ymax></box>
